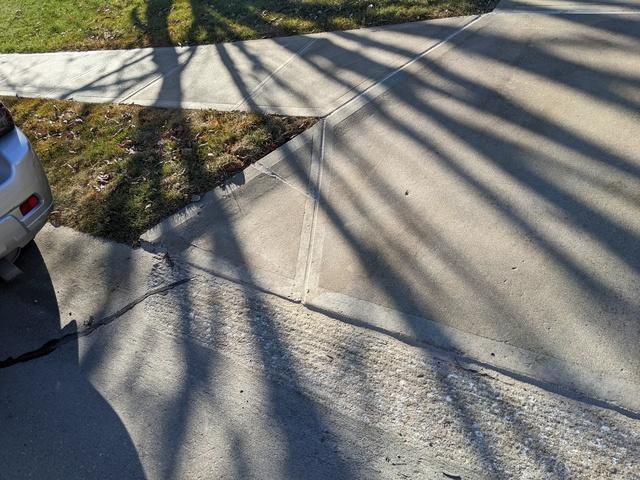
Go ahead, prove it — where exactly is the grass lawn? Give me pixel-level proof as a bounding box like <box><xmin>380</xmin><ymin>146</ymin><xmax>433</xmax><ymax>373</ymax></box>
<box><xmin>2</xmin><ymin>97</ymin><xmax>314</xmax><ymax>244</ymax></box>
<box><xmin>0</xmin><ymin>0</ymin><xmax>497</xmax><ymax>53</ymax></box>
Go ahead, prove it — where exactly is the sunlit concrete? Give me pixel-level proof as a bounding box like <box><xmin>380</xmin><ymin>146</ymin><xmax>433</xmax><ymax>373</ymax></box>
<box><xmin>145</xmin><ymin>10</ymin><xmax>640</xmax><ymax>411</ymax></box>
<box><xmin>0</xmin><ymin>16</ymin><xmax>474</xmax><ymax>117</ymax></box>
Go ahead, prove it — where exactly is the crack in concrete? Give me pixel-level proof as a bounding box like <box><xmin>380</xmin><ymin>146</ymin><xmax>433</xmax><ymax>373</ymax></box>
<box><xmin>252</xmin><ymin>162</ymin><xmax>314</xmax><ymax>199</ymax></box>
<box><xmin>0</xmin><ymin>277</ymin><xmax>192</xmax><ymax>369</ymax></box>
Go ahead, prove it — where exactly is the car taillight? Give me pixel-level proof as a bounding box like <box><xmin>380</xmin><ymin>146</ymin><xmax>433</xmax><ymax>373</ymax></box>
<box><xmin>20</xmin><ymin>195</ymin><xmax>39</xmax><ymax>216</ymax></box>
<box><xmin>0</xmin><ymin>103</ymin><xmax>15</xmax><ymax>137</ymax></box>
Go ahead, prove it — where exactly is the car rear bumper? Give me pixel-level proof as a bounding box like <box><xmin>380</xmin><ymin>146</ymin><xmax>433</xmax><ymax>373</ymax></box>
<box><xmin>0</xmin><ymin>128</ymin><xmax>52</xmax><ymax>259</ymax></box>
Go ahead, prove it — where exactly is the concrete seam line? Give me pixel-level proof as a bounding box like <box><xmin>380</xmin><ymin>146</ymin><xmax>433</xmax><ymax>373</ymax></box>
<box><xmin>291</xmin><ymin>124</ymin><xmax>325</xmax><ymax>296</ymax></box>
<box><xmin>251</xmin><ymin>162</ymin><xmax>314</xmax><ymax>199</ymax></box>
<box><xmin>497</xmin><ymin>9</ymin><xmax>640</xmax><ymax>14</ymax></box>
<box><xmin>41</xmin><ymin>59</ymin><xmax>110</xmax><ymax>98</ymax></box>
<box><xmin>179</xmin><ymin>252</ymin><xmax>299</xmax><ymax>302</ymax></box>
<box><xmin>117</xmin><ymin>59</ymin><xmax>187</xmax><ymax>104</ymax></box>
<box><xmin>0</xmin><ymin>277</ymin><xmax>193</xmax><ymax>369</ymax></box>
<box><xmin>301</xmin><ymin>120</ymin><xmax>327</xmax><ymax>302</ymax></box>
<box><xmin>292</xmin><ymin>119</ymin><xmax>326</xmax><ymax>299</ymax></box>
<box><xmin>326</xmin><ymin>14</ymin><xmax>483</xmax><ymax>120</ymax></box>
<box><xmin>116</xmin><ymin>74</ymin><xmax>167</xmax><ymax>104</ymax></box>
<box><xmin>233</xmin><ymin>38</ymin><xmax>319</xmax><ymax>111</ymax></box>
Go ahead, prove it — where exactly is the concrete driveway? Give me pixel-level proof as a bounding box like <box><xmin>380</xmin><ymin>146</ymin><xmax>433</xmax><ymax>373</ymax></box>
<box><xmin>1</xmin><ymin>1</ymin><xmax>640</xmax><ymax>477</ymax></box>
<box><xmin>2</xmin><ymin>227</ymin><xmax>468</xmax><ymax>480</ymax></box>
<box><xmin>2</xmin><ymin>224</ymin><xmax>638</xmax><ymax>479</ymax></box>
<box><xmin>144</xmin><ymin>4</ymin><xmax>640</xmax><ymax>411</ymax></box>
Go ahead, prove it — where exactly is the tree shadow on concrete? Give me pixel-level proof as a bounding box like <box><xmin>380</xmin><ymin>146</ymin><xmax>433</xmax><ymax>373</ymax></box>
<box><xmin>115</xmin><ymin>4</ymin><xmax>640</xmax><ymax>478</ymax></box>
<box><xmin>0</xmin><ymin>243</ymin><xmax>146</xmax><ymax>479</ymax></box>
<box><xmin>72</xmin><ymin>3</ymin><xmax>360</xmax><ymax>478</ymax></box>
<box><xmin>157</xmin><ymin>7</ymin><xmax>640</xmax><ymax>477</ymax></box>
<box><xmin>6</xmin><ymin>4</ymin><xmax>639</xmax><ymax>479</ymax></box>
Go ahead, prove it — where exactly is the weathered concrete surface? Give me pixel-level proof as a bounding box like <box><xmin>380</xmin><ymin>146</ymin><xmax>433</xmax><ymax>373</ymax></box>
<box><xmin>1</xmin><ymin>227</ymin><xmax>638</xmax><ymax>479</ymax></box>
<box><xmin>145</xmin><ymin>11</ymin><xmax>640</xmax><ymax>412</ymax></box>
<box><xmin>0</xmin><ymin>16</ymin><xmax>475</xmax><ymax>117</ymax></box>
<box><xmin>1</xmin><ymin>316</ymin><xmax>456</xmax><ymax>480</ymax></box>
<box><xmin>0</xmin><ymin>224</ymin><xmax>162</xmax><ymax>360</ymax></box>
<box><xmin>497</xmin><ymin>0</ymin><xmax>640</xmax><ymax>11</ymax></box>
<box><xmin>1</xmin><ymin>228</ymin><xmax>473</xmax><ymax>480</ymax></box>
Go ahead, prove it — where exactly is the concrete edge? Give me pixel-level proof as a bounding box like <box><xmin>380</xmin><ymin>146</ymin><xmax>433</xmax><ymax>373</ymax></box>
<box><xmin>326</xmin><ymin>14</ymin><xmax>485</xmax><ymax>125</ymax></box>
<box><xmin>496</xmin><ymin>8</ymin><xmax>640</xmax><ymax>14</ymax></box>
<box><xmin>0</xmin><ymin>92</ymin><xmax>328</xmax><ymax>118</ymax></box>
<box><xmin>305</xmin><ymin>290</ymin><xmax>640</xmax><ymax>417</ymax></box>
<box><xmin>120</xmin><ymin>97</ymin><xmax>245</xmax><ymax>112</ymax></box>
<box><xmin>494</xmin><ymin>0</ymin><xmax>640</xmax><ymax>13</ymax></box>
<box><xmin>139</xmin><ymin>121</ymin><xmax>322</xmax><ymax>245</ymax></box>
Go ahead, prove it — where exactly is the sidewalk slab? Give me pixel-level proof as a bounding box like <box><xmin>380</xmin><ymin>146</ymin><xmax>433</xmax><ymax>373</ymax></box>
<box><xmin>0</xmin><ymin>48</ymin><xmax>193</xmax><ymax>103</ymax></box>
<box><xmin>306</xmin><ymin>11</ymin><xmax>640</xmax><ymax>410</ymax></box>
<box><xmin>141</xmin><ymin>123</ymin><xmax>324</xmax><ymax>300</ymax></box>
<box><xmin>496</xmin><ymin>0</ymin><xmax>640</xmax><ymax>11</ymax></box>
<box><xmin>125</xmin><ymin>35</ymin><xmax>313</xmax><ymax>111</ymax></box>
<box><xmin>242</xmin><ymin>16</ymin><xmax>475</xmax><ymax>116</ymax></box>
<box><xmin>0</xmin><ymin>17</ymin><xmax>474</xmax><ymax>117</ymax></box>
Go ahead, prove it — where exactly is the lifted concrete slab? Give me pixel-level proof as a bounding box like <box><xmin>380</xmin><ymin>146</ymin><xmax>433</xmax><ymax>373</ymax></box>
<box><xmin>304</xmin><ymin>11</ymin><xmax>640</xmax><ymax>410</ymax></box>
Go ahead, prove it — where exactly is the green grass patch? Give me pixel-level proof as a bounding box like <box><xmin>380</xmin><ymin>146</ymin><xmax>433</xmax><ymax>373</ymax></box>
<box><xmin>2</xmin><ymin>97</ymin><xmax>314</xmax><ymax>244</ymax></box>
<box><xmin>0</xmin><ymin>0</ymin><xmax>498</xmax><ymax>53</ymax></box>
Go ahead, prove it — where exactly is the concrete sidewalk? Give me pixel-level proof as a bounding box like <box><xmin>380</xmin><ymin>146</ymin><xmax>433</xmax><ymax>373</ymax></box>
<box><xmin>142</xmin><ymin>2</ymin><xmax>640</xmax><ymax>413</ymax></box>
<box><xmin>0</xmin><ymin>16</ymin><xmax>474</xmax><ymax>117</ymax></box>
<box><xmin>498</xmin><ymin>0</ymin><xmax>640</xmax><ymax>11</ymax></box>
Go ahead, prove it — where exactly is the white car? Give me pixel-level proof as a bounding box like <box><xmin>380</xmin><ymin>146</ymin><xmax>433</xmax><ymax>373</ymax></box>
<box><xmin>0</xmin><ymin>102</ymin><xmax>52</xmax><ymax>279</ymax></box>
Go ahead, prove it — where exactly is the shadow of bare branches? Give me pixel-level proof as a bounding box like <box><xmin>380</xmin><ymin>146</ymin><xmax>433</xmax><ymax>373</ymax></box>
<box><xmin>2</xmin><ymin>3</ymin><xmax>639</xmax><ymax>478</ymax></box>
